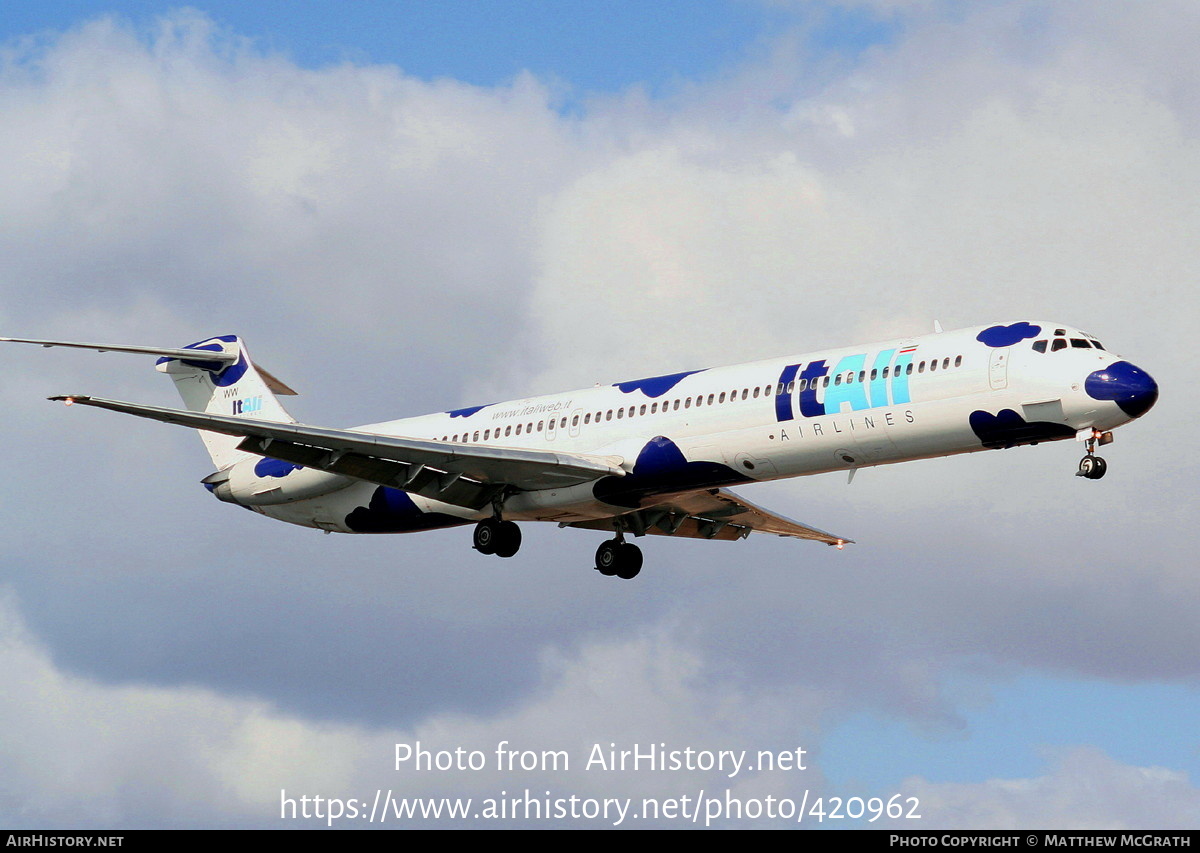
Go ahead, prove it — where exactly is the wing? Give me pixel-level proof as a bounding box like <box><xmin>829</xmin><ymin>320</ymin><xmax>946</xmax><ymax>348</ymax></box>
<box><xmin>563</xmin><ymin>488</ymin><xmax>853</xmax><ymax>547</ymax></box>
<box><xmin>51</xmin><ymin>395</ymin><xmax>624</xmax><ymax>510</ymax></box>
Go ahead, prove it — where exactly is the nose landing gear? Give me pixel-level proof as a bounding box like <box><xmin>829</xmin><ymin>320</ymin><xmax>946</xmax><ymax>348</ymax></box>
<box><xmin>1076</xmin><ymin>430</ymin><xmax>1112</xmax><ymax>480</ymax></box>
<box><xmin>1077</xmin><ymin>455</ymin><xmax>1108</xmax><ymax>479</ymax></box>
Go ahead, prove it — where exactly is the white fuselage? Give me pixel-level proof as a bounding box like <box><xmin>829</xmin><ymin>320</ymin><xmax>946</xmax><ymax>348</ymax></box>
<box><xmin>230</xmin><ymin>321</ymin><xmax>1157</xmax><ymax>534</ymax></box>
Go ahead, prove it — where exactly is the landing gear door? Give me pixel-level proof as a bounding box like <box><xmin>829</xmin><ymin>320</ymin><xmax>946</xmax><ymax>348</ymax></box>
<box><xmin>989</xmin><ymin>349</ymin><xmax>1009</xmax><ymax>390</ymax></box>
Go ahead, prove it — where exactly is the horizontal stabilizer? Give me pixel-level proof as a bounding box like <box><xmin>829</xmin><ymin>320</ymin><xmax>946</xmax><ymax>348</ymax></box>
<box><xmin>1</xmin><ymin>336</ymin><xmax>239</xmax><ymax>362</ymax></box>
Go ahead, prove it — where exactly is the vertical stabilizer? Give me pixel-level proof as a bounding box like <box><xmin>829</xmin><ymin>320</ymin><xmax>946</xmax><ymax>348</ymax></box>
<box><xmin>156</xmin><ymin>335</ymin><xmax>296</xmax><ymax>469</ymax></box>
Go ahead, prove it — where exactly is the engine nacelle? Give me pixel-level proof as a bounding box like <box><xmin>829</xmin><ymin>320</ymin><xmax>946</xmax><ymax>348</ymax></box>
<box><xmin>204</xmin><ymin>457</ymin><xmax>352</xmax><ymax>506</ymax></box>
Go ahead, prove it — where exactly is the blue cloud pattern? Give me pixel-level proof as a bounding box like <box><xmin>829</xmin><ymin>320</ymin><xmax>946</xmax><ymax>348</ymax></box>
<box><xmin>968</xmin><ymin>409</ymin><xmax>1076</xmax><ymax>449</ymax></box>
<box><xmin>447</xmin><ymin>404</ymin><xmax>492</xmax><ymax>418</ymax></box>
<box><xmin>345</xmin><ymin>487</ymin><xmax>471</xmax><ymax>533</ymax></box>
<box><xmin>976</xmin><ymin>322</ymin><xmax>1041</xmax><ymax>348</ymax></box>
<box><xmin>592</xmin><ymin>435</ymin><xmax>748</xmax><ymax>508</ymax></box>
<box><xmin>614</xmin><ymin>369</ymin><xmax>706</xmax><ymax>398</ymax></box>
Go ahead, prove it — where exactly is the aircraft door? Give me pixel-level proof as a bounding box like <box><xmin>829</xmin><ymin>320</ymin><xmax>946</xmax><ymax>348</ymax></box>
<box><xmin>546</xmin><ymin>413</ymin><xmax>558</xmax><ymax>441</ymax></box>
<box><xmin>569</xmin><ymin>408</ymin><xmax>583</xmax><ymax>438</ymax></box>
<box><xmin>989</xmin><ymin>349</ymin><xmax>1009</xmax><ymax>390</ymax></box>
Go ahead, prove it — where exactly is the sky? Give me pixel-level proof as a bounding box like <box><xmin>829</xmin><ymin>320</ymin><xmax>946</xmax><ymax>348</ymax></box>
<box><xmin>0</xmin><ymin>0</ymin><xmax>1197</xmax><ymax>830</ymax></box>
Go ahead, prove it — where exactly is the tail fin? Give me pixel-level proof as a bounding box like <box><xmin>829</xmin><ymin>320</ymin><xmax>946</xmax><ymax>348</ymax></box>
<box><xmin>2</xmin><ymin>332</ymin><xmax>298</xmax><ymax>470</ymax></box>
<box><xmin>156</xmin><ymin>335</ymin><xmax>297</xmax><ymax>469</ymax></box>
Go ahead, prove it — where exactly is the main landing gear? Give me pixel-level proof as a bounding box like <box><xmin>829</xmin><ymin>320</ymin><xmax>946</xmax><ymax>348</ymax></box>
<box><xmin>473</xmin><ymin>515</ymin><xmax>644</xmax><ymax>579</ymax></box>
<box><xmin>595</xmin><ymin>536</ymin><xmax>643</xmax><ymax>580</ymax></box>
<box><xmin>473</xmin><ymin>517</ymin><xmax>522</xmax><ymax>558</ymax></box>
<box><xmin>1076</xmin><ymin>430</ymin><xmax>1111</xmax><ymax>480</ymax></box>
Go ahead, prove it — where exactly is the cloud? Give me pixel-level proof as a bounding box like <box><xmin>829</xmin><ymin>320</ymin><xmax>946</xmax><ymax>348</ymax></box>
<box><xmin>0</xmin><ymin>592</ymin><xmax>834</xmax><ymax>827</ymax></box>
<box><xmin>891</xmin><ymin>747</ymin><xmax>1200</xmax><ymax>829</ymax></box>
<box><xmin>0</xmin><ymin>2</ymin><xmax>1198</xmax><ymax>830</ymax></box>
<box><xmin>0</xmin><ymin>12</ymin><xmax>578</xmax><ymax>420</ymax></box>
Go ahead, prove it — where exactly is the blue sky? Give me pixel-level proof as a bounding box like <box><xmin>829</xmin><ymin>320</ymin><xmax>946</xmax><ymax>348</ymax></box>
<box><xmin>0</xmin><ymin>0</ymin><xmax>1196</xmax><ymax>830</ymax></box>
<box><xmin>2</xmin><ymin>1</ymin><xmax>899</xmax><ymax>92</ymax></box>
<box><xmin>825</xmin><ymin>675</ymin><xmax>1200</xmax><ymax>792</ymax></box>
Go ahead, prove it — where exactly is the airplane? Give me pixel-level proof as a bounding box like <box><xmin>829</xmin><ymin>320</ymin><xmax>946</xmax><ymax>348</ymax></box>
<box><xmin>1</xmin><ymin>320</ymin><xmax>1158</xmax><ymax>580</ymax></box>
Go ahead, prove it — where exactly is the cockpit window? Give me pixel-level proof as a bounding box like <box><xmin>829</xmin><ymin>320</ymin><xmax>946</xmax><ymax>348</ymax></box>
<box><xmin>1054</xmin><ymin>329</ymin><xmax>1066</xmax><ymax>336</ymax></box>
<box><xmin>1033</xmin><ymin>340</ymin><xmax>1047</xmax><ymax>353</ymax></box>
<box><xmin>1071</xmin><ymin>338</ymin><xmax>1090</xmax><ymax>348</ymax></box>
<box><xmin>1051</xmin><ymin>339</ymin><xmax>1067</xmax><ymax>352</ymax></box>
<box><xmin>1091</xmin><ymin>340</ymin><xmax>1105</xmax><ymax>350</ymax></box>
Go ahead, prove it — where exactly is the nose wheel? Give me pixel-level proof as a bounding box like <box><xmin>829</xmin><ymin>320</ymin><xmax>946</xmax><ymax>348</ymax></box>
<box><xmin>1076</xmin><ymin>432</ymin><xmax>1108</xmax><ymax>480</ymax></box>
<box><xmin>1077</xmin><ymin>455</ymin><xmax>1107</xmax><ymax>479</ymax></box>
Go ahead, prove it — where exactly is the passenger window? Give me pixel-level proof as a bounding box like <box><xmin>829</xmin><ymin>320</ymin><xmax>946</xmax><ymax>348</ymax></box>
<box><xmin>617</xmin><ymin>408</ymin><xmax>624</xmax><ymax>419</ymax></box>
<box><xmin>823</xmin><ymin>376</ymin><xmax>831</xmax><ymax>387</ymax></box>
<box><xmin>906</xmin><ymin>363</ymin><xmax>913</xmax><ymax>375</ymax></box>
<box><xmin>515</xmin><ymin>425</ymin><xmax>522</xmax><ymax>435</ymax></box>
<box><xmin>537</xmin><ymin>421</ymin><xmax>544</xmax><ymax>431</ymax></box>
<box><xmin>858</xmin><ymin>371</ymin><xmax>865</xmax><ymax>383</ymax></box>
<box><xmin>673</xmin><ymin>400</ymin><xmax>680</xmax><ymax>411</ymax></box>
<box><xmin>882</xmin><ymin>367</ymin><xmax>889</xmax><ymax>378</ymax></box>
<box><xmin>930</xmin><ymin>360</ymin><xmax>937</xmax><ymax>372</ymax></box>
<box><xmin>786</xmin><ymin>381</ymin><xmax>794</xmax><ymax>394</ymax></box>
<box><xmin>484</xmin><ymin>430</ymin><xmax>490</xmax><ymax>440</ymax></box>
<box><xmin>719</xmin><ymin>392</ymin><xmax>726</xmax><ymax>404</ymax></box>
<box><xmin>918</xmin><ymin>362</ymin><xmax>925</xmax><ymax>373</ymax></box>
<box><xmin>473</xmin><ymin>431</ymin><xmax>480</xmax><ymax>441</ymax></box>
<box><xmin>651</xmin><ymin>403</ymin><xmax>658</xmax><ymax>414</ymax></box>
<box><xmin>1052</xmin><ymin>339</ymin><xmax>1067</xmax><ymax>352</ymax></box>
<box><xmin>505</xmin><ymin>426</ymin><xmax>512</xmax><ymax>436</ymax></box>
<box><xmin>685</xmin><ymin>397</ymin><xmax>692</xmax><ymax>408</ymax></box>
<box><xmin>572</xmin><ymin>415</ymin><xmax>579</xmax><ymax>427</ymax></box>
<box><xmin>640</xmin><ymin>405</ymin><xmax>647</xmax><ymax>415</ymax></box>
<box><xmin>834</xmin><ymin>374</ymin><xmax>842</xmax><ymax>386</ymax></box>
<box><xmin>452</xmin><ymin>435</ymin><xmax>459</xmax><ymax>442</ymax></box>
<box><xmin>955</xmin><ymin>355</ymin><xmax>963</xmax><ymax>366</ymax></box>
<box><xmin>605</xmin><ymin>411</ymin><xmax>612</xmax><ymax>421</ymax></box>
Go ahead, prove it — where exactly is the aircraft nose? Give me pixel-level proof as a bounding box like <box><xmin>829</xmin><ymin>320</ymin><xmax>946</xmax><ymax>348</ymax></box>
<box><xmin>1085</xmin><ymin>361</ymin><xmax>1159</xmax><ymax>419</ymax></box>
